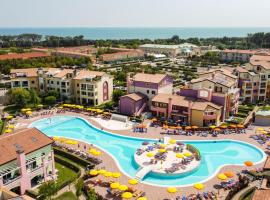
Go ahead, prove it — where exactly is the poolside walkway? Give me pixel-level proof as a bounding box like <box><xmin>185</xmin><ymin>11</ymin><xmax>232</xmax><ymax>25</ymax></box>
<box><xmin>231</xmin><ymin>180</ymin><xmax>260</xmax><ymax>200</ymax></box>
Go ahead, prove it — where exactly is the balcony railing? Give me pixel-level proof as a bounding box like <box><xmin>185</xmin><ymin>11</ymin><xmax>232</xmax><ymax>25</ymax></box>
<box><xmin>203</xmin><ymin>114</ymin><xmax>217</xmax><ymax>120</ymax></box>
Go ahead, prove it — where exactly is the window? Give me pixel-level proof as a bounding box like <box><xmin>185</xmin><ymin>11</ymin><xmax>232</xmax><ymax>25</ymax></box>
<box><xmin>82</xmin><ymin>91</ymin><xmax>87</xmax><ymax>95</ymax></box>
<box><xmin>31</xmin><ymin>81</ymin><xmax>35</xmax><ymax>84</ymax></box>
<box><xmin>50</xmin><ymin>81</ymin><xmax>54</xmax><ymax>84</ymax></box>
<box><xmin>151</xmin><ymin>90</ymin><xmax>156</xmax><ymax>95</ymax></box>
<box><xmin>77</xmin><ymin>84</ymin><xmax>79</xmax><ymax>87</ymax></box>
<box><xmin>77</xmin><ymin>91</ymin><xmax>79</xmax><ymax>94</ymax></box>
<box><xmin>147</xmin><ymin>90</ymin><xmax>149</xmax><ymax>94</ymax></box>
<box><xmin>253</xmin><ymin>83</ymin><xmax>257</xmax><ymax>86</ymax></box>
<box><xmin>57</xmin><ymin>81</ymin><xmax>59</xmax><ymax>85</ymax></box>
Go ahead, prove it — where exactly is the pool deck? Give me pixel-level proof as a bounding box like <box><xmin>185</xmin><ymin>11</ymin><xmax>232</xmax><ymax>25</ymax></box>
<box><xmin>11</xmin><ymin>110</ymin><xmax>270</xmax><ymax>200</ymax></box>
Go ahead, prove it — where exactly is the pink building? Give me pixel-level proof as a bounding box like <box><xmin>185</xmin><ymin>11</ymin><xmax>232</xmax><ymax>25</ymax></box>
<box><xmin>0</xmin><ymin>128</ymin><xmax>55</xmax><ymax>195</ymax></box>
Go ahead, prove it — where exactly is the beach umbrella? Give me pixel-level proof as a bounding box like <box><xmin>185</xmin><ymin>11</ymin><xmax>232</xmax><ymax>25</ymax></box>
<box><xmin>214</xmin><ymin>128</ymin><xmax>221</xmax><ymax>131</ymax></box>
<box><xmin>89</xmin><ymin>148</ymin><xmax>96</xmax><ymax>153</ymax></box>
<box><xmin>97</xmin><ymin>169</ymin><xmax>107</xmax><ymax>175</ymax></box>
<box><xmin>128</xmin><ymin>179</ymin><xmax>138</xmax><ymax>185</ymax></box>
<box><xmin>159</xmin><ymin>144</ymin><xmax>166</xmax><ymax>148</ymax></box>
<box><xmin>224</xmin><ymin>171</ymin><xmax>234</xmax><ymax>178</ymax></box>
<box><xmin>167</xmin><ymin>187</ymin><xmax>177</xmax><ymax>193</ymax></box>
<box><xmin>244</xmin><ymin>161</ymin><xmax>253</xmax><ymax>167</ymax></box>
<box><xmin>104</xmin><ymin>172</ymin><xmax>113</xmax><ymax>177</ymax></box>
<box><xmin>217</xmin><ymin>173</ymin><xmax>227</xmax><ymax>180</ymax></box>
<box><xmin>6</xmin><ymin>115</ymin><xmax>13</xmax><ymax>120</ymax></box>
<box><xmin>209</xmin><ymin>125</ymin><xmax>216</xmax><ymax>129</ymax></box>
<box><xmin>112</xmin><ymin>172</ymin><xmax>121</xmax><ymax>178</ymax></box>
<box><xmin>176</xmin><ymin>126</ymin><xmax>182</xmax><ymax>130</ymax></box>
<box><xmin>37</xmin><ymin>104</ymin><xmax>43</xmax><ymax>108</ymax></box>
<box><xmin>261</xmin><ymin>131</ymin><xmax>268</xmax><ymax>134</ymax></box>
<box><xmin>119</xmin><ymin>185</ymin><xmax>128</xmax><ymax>191</ymax></box>
<box><xmin>192</xmin><ymin>126</ymin><xmax>198</xmax><ymax>129</ymax></box>
<box><xmin>26</xmin><ymin>111</ymin><xmax>32</xmax><ymax>115</ymax></box>
<box><xmin>121</xmin><ymin>192</ymin><xmax>133</xmax><ymax>199</ymax></box>
<box><xmin>193</xmin><ymin>183</ymin><xmax>205</xmax><ymax>190</ymax></box>
<box><xmin>92</xmin><ymin>151</ymin><xmax>101</xmax><ymax>156</ymax></box>
<box><xmin>158</xmin><ymin>149</ymin><xmax>166</xmax><ymax>153</ymax></box>
<box><xmin>257</xmin><ymin>128</ymin><xmax>265</xmax><ymax>131</ymax></box>
<box><xmin>237</xmin><ymin>124</ymin><xmax>244</xmax><ymax>128</ymax></box>
<box><xmin>4</xmin><ymin>129</ymin><xmax>12</xmax><ymax>133</ymax></box>
<box><xmin>110</xmin><ymin>182</ymin><xmax>120</xmax><ymax>189</ymax></box>
<box><xmin>146</xmin><ymin>152</ymin><xmax>154</xmax><ymax>157</ymax></box>
<box><xmin>220</xmin><ymin>125</ymin><xmax>227</xmax><ymax>129</ymax></box>
<box><xmin>169</xmin><ymin>139</ymin><xmax>176</xmax><ymax>144</ymax></box>
<box><xmin>184</xmin><ymin>152</ymin><xmax>192</xmax><ymax>157</ymax></box>
<box><xmin>89</xmin><ymin>170</ymin><xmax>98</xmax><ymax>176</ymax></box>
<box><xmin>21</xmin><ymin>108</ymin><xmax>28</xmax><ymax>112</ymax></box>
<box><xmin>137</xmin><ymin>197</ymin><xmax>147</xmax><ymax>200</ymax></box>
<box><xmin>152</xmin><ymin>118</ymin><xmax>157</xmax><ymax>122</ymax></box>
<box><xmin>7</xmin><ymin>125</ymin><xmax>15</xmax><ymax>129</ymax></box>
<box><xmin>53</xmin><ymin>136</ymin><xmax>60</xmax><ymax>141</ymax></box>
<box><xmin>185</xmin><ymin>126</ymin><xmax>191</xmax><ymax>130</ymax></box>
<box><xmin>176</xmin><ymin>153</ymin><xmax>184</xmax><ymax>158</ymax></box>
<box><xmin>230</xmin><ymin>124</ymin><xmax>237</xmax><ymax>128</ymax></box>
<box><xmin>163</xmin><ymin>125</ymin><xmax>168</xmax><ymax>130</ymax></box>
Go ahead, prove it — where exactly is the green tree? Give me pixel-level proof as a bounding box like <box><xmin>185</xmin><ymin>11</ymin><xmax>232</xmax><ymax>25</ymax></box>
<box><xmin>38</xmin><ymin>180</ymin><xmax>57</xmax><ymax>200</ymax></box>
<box><xmin>8</xmin><ymin>88</ymin><xmax>31</xmax><ymax>107</ymax></box>
<box><xmin>87</xmin><ymin>188</ymin><xmax>97</xmax><ymax>200</ymax></box>
<box><xmin>29</xmin><ymin>88</ymin><xmax>41</xmax><ymax>106</ymax></box>
<box><xmin>75</xmin><ymin>178</ymin><xmax>84</xmax><ymax>197</ymax></box>
<box><xmin>44</xmin><ymin>96</ymin><xmax>57</xmax><ymax>105</ymax></box>
<box><xmin>112</xmin><ymin>89</ymin><xmax>125</xmax><ymax>105</ymax></box>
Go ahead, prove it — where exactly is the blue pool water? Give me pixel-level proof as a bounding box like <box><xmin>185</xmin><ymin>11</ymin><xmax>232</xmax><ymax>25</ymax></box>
<box><xmin>30</xmin><ymin>116</ymin><xmax>265</xmax><ymax>187</ymax></box>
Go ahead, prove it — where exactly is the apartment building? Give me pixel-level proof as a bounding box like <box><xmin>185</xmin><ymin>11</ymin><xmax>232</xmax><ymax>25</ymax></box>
<box><xmin>119</xmin><ymin>73</ymin><xmax>173</xmax><ymax>116</ymax></box>
<box><xmin>234</xmin><ymin>54</ymin><xmax>270</xmax><ymax>103</ymax></box>
<box><xmin>0</xmin><ymin>52</ymin><xmax>50</xmax><ymax>61</ymax></box>
<box><xmin>151</xmin><ymin>93</ymin><xmax>222</xmax><ymax>127</ymax></box>
<box><xmin>9</xmin><ymin>68</ymin><xmax>113</xmax><ymax>106</ymax></box>
<box><xmin>99</xmin><ymin>49</ymin><xmax>144</xmax><ymax>63</ymax></box>
<box><xmin>219</xmin><ymin>49</ymin><xmax>258</xmax><ymax>63</ymax></box>
<box><xmin>179</xmin><ymin>68</ymin><xmax>240</xmax><ymax>120</ymax></box>
<box><xmin>0</xmin><ymin>128</ymin><xmax>55</xmax><ymax>195</ymax></box>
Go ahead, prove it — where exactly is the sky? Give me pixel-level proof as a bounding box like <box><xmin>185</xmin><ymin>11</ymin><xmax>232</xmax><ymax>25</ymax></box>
<box><xmin>1</xmin><ymin>0</ymin><xmax>270</xmax><ymax>27</ymax></box>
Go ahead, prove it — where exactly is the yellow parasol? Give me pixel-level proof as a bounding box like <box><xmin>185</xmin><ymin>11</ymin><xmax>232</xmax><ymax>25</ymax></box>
<box><xmin>191</xmin><ymin>126</ymin><xmax>198</xmax><ymax>129</ymax></box>
<box><xmin>110</xmin><ymin>182</ymin><xmax>120</xmax><ymax>189</ymax></box>
<box><xmin>261</xmin><ymin>131</ymin><xmax>268</xmax><ymax>134</ymax></box>
<box><xmin>137</xmin><ymin>197</ymin><xmax>147</xmax><ymax>200</ymax></box>
<box><xmin>112</xmin><ymin>172</ymin><xmax>121</xmax><ymax>178</ymax></box>
<box><xmin>97</xmin><ymin>169</ymin><xmax>107</xmax><ymax>175</ymax></box>
<box><xmin>146</xmin><ymin>152</ymin><xmax>154</xmax><ymax>157</ymax></box>
<box><xmin>176</xmin><ymin>153</ymin><xmax>184</xmax><ymax>158</ymax></box>
<box><xmin>185</xmin><ymin>126</ymin><xmax>191</xmax><ymax>130</ymax></box>
<box><xmin>209</xmin><ymin>125</ymin><xmax>216</xmax><ymax>129</ymax></box>
<box><xmin>104</xmin><ymin>172</ymin><xmax>113</xmax><ymax>177</ymax></box>
<box><xmin>220</xmin><ymin>125</ymin><xmax>227</xmax><ymax>129</ymax></box>
<box><xmin>237</xmin><ymin>124</ymin><xmax>244</xmax><ymax>128</ymax></box>
<box><xmin>217</xmin><ymin>173</ymin><xmax>227</xmax><ymax>180</ymax></box>
<box><xmin>119</xmin><ymin>185</ymin><xmax>128</xmax><ymax>191</ymax></box>
<box><xmin>169</xmin><ymin>139</ymin><xmax>176</xmax><ymax>144</ymax></box>
<box><xmin>158</xmin><ymin>149</ymin><xmax>166</xmax><ymax>153</ymax></box>
<box><xmin>7</xmin><ymin>125</ymin><xmax>15</xmax><ymax>129</ymax></box>
<box><xmin>128</xmin><ymin>179</ymin><xmax>138</xmax><ymax>185</ymax></box>
<box><xmin>121</xmin><ymin>192</ymin><xmax>133</xmax><ymax>199</ymax></box>
<box><xmin>167</xmin><ymin>187</ymin><xmax>177</xmax><ymax>193</ymax></box>
<box><xmin>193</xmin><ymin>183</ymin><xmax>205</xmax><ymax>190</ymax></box>
<box><xmin>6</xmin><ymin>115</ymin><xmax>13</xmax><ymax>120</ymax></box>
<box><xmin>4</xmin><ymin>129</ymin><xmax>12</xmax><ymax>133</ymax></box>
<box><xmin>257</xmin><ymin>128</ymin><xmax>264</xmax><ymax>131</ymax></box>
<box><xmin>89</xmin><ymin>170</ymin><xmax>98</xmax><ymax>176</ymax></box>
<box><xmin>184</xmin><ymin>152</ymin><xmax>192</xmax><ymax>157</ymax></box>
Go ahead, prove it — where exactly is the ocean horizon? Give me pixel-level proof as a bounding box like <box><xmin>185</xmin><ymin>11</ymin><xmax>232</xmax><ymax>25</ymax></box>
<box><xmin>1</xmin><ymin>27</ymin><xmax>270</xmax><ymax>40</ymax></box>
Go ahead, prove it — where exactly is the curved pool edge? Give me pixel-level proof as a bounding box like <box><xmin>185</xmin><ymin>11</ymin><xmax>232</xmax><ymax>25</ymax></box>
<box><xmin>29</xmin><ymin>115</ymin><xmax>267</xmax><ymax>188</ymax></box>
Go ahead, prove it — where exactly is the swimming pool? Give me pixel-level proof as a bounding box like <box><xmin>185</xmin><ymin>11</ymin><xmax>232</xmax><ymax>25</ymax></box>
<box><xmin>30</xmin><ymin>115</ymin><xmax>266</xmax><ymax>187</ymax></box>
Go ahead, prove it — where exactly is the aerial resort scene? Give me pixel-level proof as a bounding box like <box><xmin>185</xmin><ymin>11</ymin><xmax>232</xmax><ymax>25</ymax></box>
<box><xmin>1</xmin><ymin>1</ymin><xmax>270</xmax><ymax>200</ymax></box>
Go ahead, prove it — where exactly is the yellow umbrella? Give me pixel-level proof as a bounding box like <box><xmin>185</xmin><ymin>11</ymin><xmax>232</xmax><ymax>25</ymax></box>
<box><xmin>128</xmin><ymin>179</ymin><xmax>138</xmax><ymax>185</ymax></box>
<box><xmin>193</xmin><ymin>183</ymin><xmax>205</xmax><ymax>190</ymax></box>
<box><xmin>26</xmin><ymin>111</ymin><xmax>32</xmax><ymax>115</ymax></box>
<box><xmin>220</xmin><ymin>125</ymin><xmax>227</xmax><ymax>129</ymax></box>
<box><xmin>112</xmin><ymin>172</ymin><xmax>121</xmax><ymax>178</ymax></box>
<box><xmin>7</xmin><ymin>125</ymin><xmax>15</xmax><ymax>129</ymax></box>
<box><xmin>110</xmin><ymin>182</ymin><xmax>120</xmax><ymax>189</ymax></box>
<box><xmin>169</xmin><ymin>139</ymin><xmax>176</xmax><ymax>144</ymax></box>
<box><xmin>121</xmin><ymin>192</ymin><xmax>133</xmax><ymax>199</ymax></box>
<box><xmin>176</xmin><ymin>153</ymin><xmax>184</xmax><ymax>158</ymax></box>
<box><xmin>261</xmin><ymin>131</ymin><xmax>268</xmax><ymax>134</ymax></box>
<box><xmin>89</xmin><ymin>170</ymin><xmax>98</xmax><ymax>176</ymax></box>
<box><xmin>137</xmin><ymin>197</ymin><xmax>147</xmax><ymax>200</ymax></box>
<box><xmin>98</xmin><ymin>169</ymin><xmax>107</xmax><ymax>175</ymax></box>
<box><xmin>119</xmin><ymin>185</ymin><xmax>128</xmax><ymax>191</ymax></box>
<box><xmin>159</xmin><ymin>144</ymin><xmax>166</xmax><ymax>148</ymax></box>
<box><xmin>21</xmin><ymin>108</ymin><xmax>28</xmax><ymax>112</ymax></box>
<box><xmin>104</xmin><ymin>172</ymin><xmax>113</xmax><ymax>177</ymax></box>
<box><xmin>230</xmin><ymin>124</ymin><xmax>237</xmax><ymax>128</ymax></box>
<box><xmin>167</xmin><ymin>187</ymin><xmax>177</xmax><ymax>193</ymax></box>
<box><xmin>37</xmin><ymin>104</ymin><xmax>43</xmax><ymax>108</ymax></box>
<box><xmin>184</xmin><ymin>152</ymin><xmax>192</xmax><ymax>157</ymax></box>
<box><xmin>146</xmin><ymin>152</ymin><xmax>154</xmax><ymax>157</ymax></box>
<box><xmin>4</xmin><ymin>129</ymin><xmax>12</xmax><ymax>133</ymax></box>
<box><xmin>89</xmin><ymin>148</ymin><xmax>96</xmax><ymax>153</ymax></box>
<box><xmin>209</xmin><ymin>125</ymin><xmax>216</xmax><ymax>129</ymax></box>
<box><xmin>185</xmin><ymin>126</ymin><xmax>191</xmax><ymax>130</ymax></box>
<box><xmin>217</xmin><ymin>173</ymin><xmax>227</xmax><ymax>180</ymax></box>
<box><xmin>6</xmin><ymin>115</ymin><xmax>13</xmax><ymax>120</ymax></box>
<box><xmin>257</xmin><ymin>128</ymin><xmax>265</xmax><ymax>131</ymax></box>
<box><xmin>92</xmin><ymin>151</ymin><xmax>101</xmax><ymax>156</ymax></box>
<box><xmin>53</xmin><ymin>136</ymin><xmax>60</xmax><ymax>141</ymax></box>
<box><xmin>192</xmin><ymin>126</ymin><xmax>198</xmax><ymax>129</ymax></box>
<box><xmin>158</xmin><ymin>149</ymin><xmax>166</xmax><ymax>153</ymax></box>
<box><xmin>237</xmin><ymin>124</ymin><xmax>244</xmax><ymax>128</ymax></box>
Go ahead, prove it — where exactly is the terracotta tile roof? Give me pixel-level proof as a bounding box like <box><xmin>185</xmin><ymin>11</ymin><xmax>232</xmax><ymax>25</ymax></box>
<box><xmin>100</xmin><ymin>49</ymin><xmax>144</xmax><ymax>62</ymax></box>
<box><xmin>222</xmin><ymin>49</ymin><xmax>258</xmax><ymax>54</ymax></box>
<box><xmin>152</xmin><ymin>94</ymin><xmax>221</xmax><ymax>111</ymax></box>
<box><xmin>252</xmin><ymin>189</ymin><xmax>270</xmax><ymax>200</ymax></box>
<box><xmin>133</xmin><ymin>73</ymin><xmax>167</xmax><ymax>84</ymax></box>
<box><xmin>236</xmin><ymin>66</ymin><xmax>249</xmax><ymax>73</ymax></box>
<box><xmin>250</xmin><ymin>55</ymin><xmax>270</xmax><ymax>69</ymax></box>
<box><xmin>0</xmin><ymin>128</ymin><xmax>53</xmax><ymax>165</ymax></box>
<box><xmin>121</xmin><ymin>92</ymin><xmax>146</xmax><ymax>101</ymax></box>
<box><xmin>10</xmin><ymin>68</ymin><xmax>39</xmax><ymax>77</ymax></box>
<box><xmin>73</xmin><ymin>70</ymin><xmax>105</xmax><ymax>80</ymax></box>
<box><xmin>53</xmin><ymin>69</ymin><xmax>74</xmax><ymax>78</ymax></box>
<box><xmin>0</xmin><ymin>52</ymin><xmax>49</xmax><ymax>61</ymax></box>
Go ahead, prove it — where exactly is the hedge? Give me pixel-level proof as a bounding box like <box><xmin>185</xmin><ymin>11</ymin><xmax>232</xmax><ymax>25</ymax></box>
<box><xmin>187</xmin><ymin>144</ymin><xmax>201</xmax><ymax>161</ymax></box>
<box><xmin>53</xmin><ymin>147</ymin><xmax>96</xmax><ymax>167</ymax></box>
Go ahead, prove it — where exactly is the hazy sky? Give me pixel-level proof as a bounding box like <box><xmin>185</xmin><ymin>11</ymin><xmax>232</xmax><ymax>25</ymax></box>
<box><xmin>1</xmin><ymin>0</ymin><xmax>270</xmax><ymax>27</ymax></box>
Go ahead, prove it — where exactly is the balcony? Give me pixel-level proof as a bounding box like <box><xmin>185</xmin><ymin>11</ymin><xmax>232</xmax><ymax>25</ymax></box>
<box><xmin>151</xmin><ymin>106</ymin><xmax>167</xmax><ymax>113</ymax></box>
<box><xmin>3</xmin><ymin>175</ymin><xmax>21</xmax><ymax>189</ymax></box>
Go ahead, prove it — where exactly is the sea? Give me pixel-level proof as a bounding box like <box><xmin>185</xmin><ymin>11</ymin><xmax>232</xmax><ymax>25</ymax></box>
<box><xmin>1</xmin><ymin>27</ymin><xmax>270</xmax><ymax>40</ymax></box>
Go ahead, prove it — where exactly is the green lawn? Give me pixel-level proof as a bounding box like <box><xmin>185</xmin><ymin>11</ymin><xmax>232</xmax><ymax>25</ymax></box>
<box><xmin>54</xmin><ymin>191</ymin><xmax>77</xmax><ymax>200</ymax></box>
<box><xmin>55</xmin><ymin>162</ymin><xmax>77</xmax><ymax>188</ymax></box>
<box><xmin>259</xmin><ymin>106</ymin><xmax>270</xmax><ymax>111</ymax></box>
